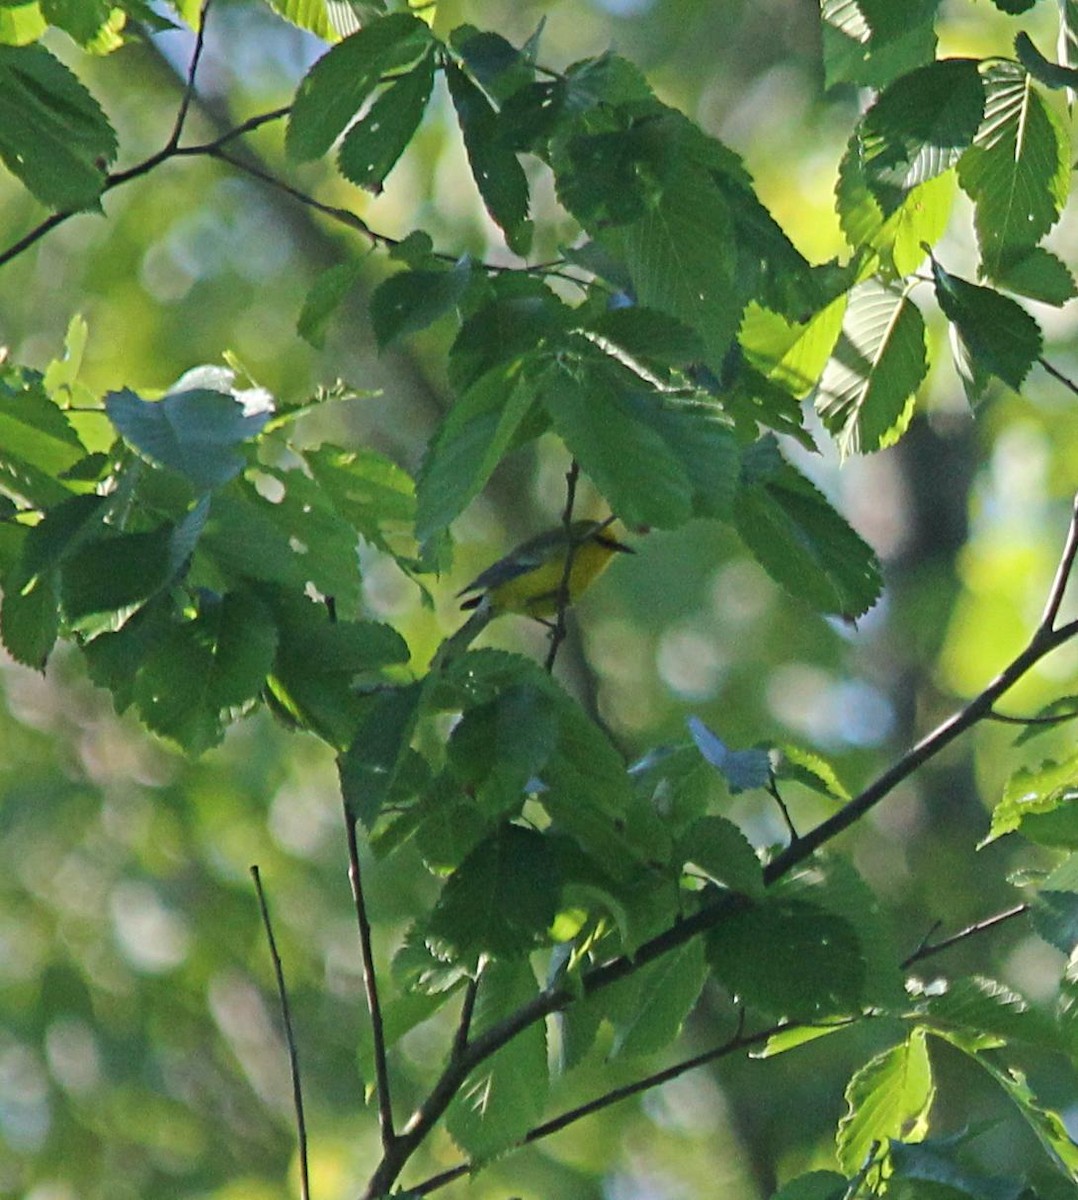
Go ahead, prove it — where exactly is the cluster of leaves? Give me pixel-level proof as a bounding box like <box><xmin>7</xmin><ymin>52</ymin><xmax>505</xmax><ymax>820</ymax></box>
<box><xmin>4</xmin><ymin>0</ymin><xmax>1078</xmax><ymax>1197</ymax></box>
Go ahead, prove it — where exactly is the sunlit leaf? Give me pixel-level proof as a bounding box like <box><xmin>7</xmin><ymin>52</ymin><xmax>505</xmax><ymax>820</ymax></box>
<box><xmin>816</xmin><ymin>280</ymin><xmax>927</xmax><ymax>457</ymax></box>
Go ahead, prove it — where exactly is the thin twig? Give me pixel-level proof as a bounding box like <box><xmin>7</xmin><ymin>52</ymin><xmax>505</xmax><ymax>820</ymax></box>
<box><xmin>166</xmin><ymin>0</ymin><xmax>213</xmax><ymax>150</ymax></box>
<box><xmin>545</xmin><ymin>460</ymin><xmax>581</xmax><ymax>672</ymax></box>
<box><xmin>986</xmin><ymin>706</ymin><xmax>1078</xmax><ymax>728</ymax></box>
<box><xmin>1041</xmin><ymin>491</ymin><xmax>1078</xmax><ymax>630</ymax></box>
<box><xmin>410</xmin><ymin>1020</ymin><xmax>781</xmax><ymax>1196</ymax></box>
<box><xmin>766</xmin><ymin>778</ymin><xmax>799</xmax><ymax>844</ymax></box>
<box><xmin>901</xmin><ymin>903</ymin><xmax>1030</xmax><ymax>969</ymax></box>
<box><xmin>344</xmin><ymin>809</ymin><xmax>397</xmax><ymax>1152</ymax></box>
<box><xmin>250</xmin><ymin>865</ymin><xmax>311</xmax><ymax>1200</ymax></box>
<box><xmin>1040</xmin><ymin>355</ymin><xmax>1078</xmax><ymax>400</ymax></box>
<box><xmin>451</xmin><ymin>973</ymin><xmax>481</xmax><ymax>1061</ymax></box>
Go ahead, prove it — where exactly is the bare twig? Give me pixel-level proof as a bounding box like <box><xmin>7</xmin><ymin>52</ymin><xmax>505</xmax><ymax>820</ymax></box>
<box><xmin>1041</xmin><ymin>491</ymin><xmax>1078</xmax><ymax>630</ymax></box>
<box><xmin>901</xmin><ymin>903</ymin><xmax>1030</xmax><ymax>969</ymax></box>
<box><xmin>250</xmin><ymin>865</ymin><xmax>311</xmax><ymax>1200</ymax></box>
<box><xmin>545</xmin><ymin>460</ymin><xmax>582</xmax><ymax>673</ymax></box>
<box><xmin>166</xmin><ymin>0</ymin><xmax>213</xmax><ymax>150</ymax></box>
<box><xmin>344</xmin><ymin>809</ymin><xmax>396</xmax><ymax>1152</ymax></box>
<box><xmin>451</xmin><ymin>973</ymin><xmax>481</xmax><ymax>1061</ymax></box>
<box><xmin>1039</xmin><ymin>356</ymin><xmax>1078</xmax><ymax>400</ymax></box>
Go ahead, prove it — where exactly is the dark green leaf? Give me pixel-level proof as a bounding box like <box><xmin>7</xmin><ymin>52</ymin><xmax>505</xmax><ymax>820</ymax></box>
<box><xmin>990</xmin><ymin>0</ymin><xmax>1038</xmax><ymax>11</ymax></box>
<box><xmin>59</xmin><ymin>525</ymin><xmax>177</xmax><ymax>622</ymax></box>
<box><xmin>303</xmin><ymin>443</ymin><xmax>416</xmax><ymax>553</ymax></box>
<box><xmin>445</xmin><ymin>60</ymin><xmax>532</xmax><ymax>255</ymax></box>
<box><xmin>297</xmin><ymin>260</ymin><xmax>365</xmax><ymax>349</ymax></box>
<box><xmin>1029</xmin><ymin>891</ymin><xmax>1078</xmax><ymax>954</ymax></box>
<box><xmin>822</xmin><ymin>14</ymin><xmax>937</xmax><ymax>91</ymax></box>
<box><xmin>957</xmin><ymin>64</ymin><xmax>1069</xmax><ymax>277</ymax></box>
<box><xmin>770</xmin><ymin>1172</ymin><xmax>848</xmax><ymax>1200</ymax></box>
<box><xmin>415</xmin><ymin>363</ymin><xmax>538</xmax><ymax>542</ymax></box>
<box><xmin>992</xmin><ymin>247</ymin><xmax>1076</xmax><ymax>307</ymax></box>
<box><xmin>889</xmin><ymin>1137</ymin><xmax>1034</xmax><ymax>1200</ymax></box>
<box><xmin>734</xmin><ymin>435</ymin><xmax>883</xmax><ymax>617</ymax></box>
<box><xmin>913</xmin><ymin>975</ymin><xmax>1061</xmax><ymax>1051</ymax></box>
<box><xmin>429</xmin><ymin>823</ymin><xmax>561</xmax><ymax>962</ymax></box>
<box><xmin>855</xmin><ymin>58</ymin><xmax>984</xmax><ymax>215</ymax></box>
<box><xmin>609</xmin><ymin>938</ymin><xmax>707</xmax><ymax>1057</ymax></box>
<box><xmin>447</xmin><ymin>684</ymin><xmax>560</xmax><ymax>817</ymax></box>
<box><xmin>106</xmin><ymin>388</ymin><xmax>269</xmax><ymax>492</ymax></box>
<box><xmin>450</xmin><ymin>25</ymin><xmax>533</xmax><ymax>103</ymax></box>
<box><xmin>930</xmin><ymin>261</ymin><xmax>1042</xmax><ymax>402</ymax></box>
<box><xmin>706</xmin><ymin>895</ymin><xmax>865</xmax><ymax>1020</ymax></box>
<box><xmin>816</xmin><ymin>280</ymin><xmax>927</xmax><ymax>457</ymax></box>
<box><xmin>600</xmin><ymin>161</ymin><xmax>740</xmax><ymax>369</ymax></box>
<box><xmin>338</xmin><ymin>47</ymin><xmax>436</xmax><ymax>192</ymax></box>
<box><xmin>338</xmin><ymin>683</ymin><xmax>423</xmax><ymax>831</ymax></box>
<box><xmin>0</xmin><ymin>367</ymin><xmax>87</xmax><ymax>485</ymax></box>
<box><xmin>370</xmin><ymin>260</ymin><xmax>471</xmax><ymax>349</ymax></box>
<box><xmin>0</xmin><ymin>567</ymin><xmax>59</xmax><ymax>668</ymax></box>
<box><xmin>677</xmin><ymin>814</ymin><xmax>764</xmax><ymax>897</ymax></box>
<box><xmin>445</xmin><ymin>958</ymin><xmax>547</xmax><ymax>1160</ymax></box>
<box><xmin>285</xmin><ymin>13</ymin><xmax>431</xmax><ymax>162</ymax></box>
<box><xmin>0</xmin><ymin>43</ymin><xmax>116</xmax><ymax>210</ymax></box>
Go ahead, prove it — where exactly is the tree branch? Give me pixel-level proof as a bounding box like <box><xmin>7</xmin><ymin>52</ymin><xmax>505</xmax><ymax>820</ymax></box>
<box><xmin>345</xmin><ymin>808</ymin><xmax>396</xmax><ymax>1153</ymax></box>
<box><xmin>902</xmin><ymin>903</ymin><xmax>1030</xmax><ymax>969</ymax></box>
<box><xmin>545</xmin><ymin>459</ymin><xmax>582</xmax><ymax>673</ymax></box>
<box><xmin>251</xmin><ymin>865</ymin><xmax>311</xmax><ymax>1200</ymax></box>
<box><xmin>359</xmin><ymin>495</ymin><xmax>1078</xmax><ymax>1199</ymax></box>
<box><xmin>166</xmin><ymin>0</ymin><xmax>213</xmax><ymax>151</ymax></box>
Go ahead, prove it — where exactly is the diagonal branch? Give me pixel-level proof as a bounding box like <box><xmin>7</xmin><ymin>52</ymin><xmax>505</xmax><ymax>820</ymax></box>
<box><xmin>166</xmin><ymin>0</ymin><xmax>213</xmax><ymax>150</ymax></box>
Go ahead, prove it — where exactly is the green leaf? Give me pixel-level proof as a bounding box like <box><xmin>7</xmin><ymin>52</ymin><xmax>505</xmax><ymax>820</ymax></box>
<box><xmin>855</xmin><ymin>58</ymin><xmax>984</xmax><ymax>215</ymax></box>
<box><xmin>677</xmin><ymin>814</ymin><xmax>764</xmax><ymax>897</ymax></box>
<box><xmin>992</xmin><ymin>246</ymin><xmax>1076</xmax><ymax>307</ymax></box>
<box><xmin>445</xmin><ymin>61</ymin><xmax>532</xmax><ymax>255</ymax></box>
<box><xmin>599</xmin><ymin>161</ymin><xmax>740</xmax><ymax>370</ymax></box>
<box><xmin>303</xmin><ymin>443</ymin><xmax>415</xmax><ymax>553</ymax></box>
<box><xmin>429</xmin><ymin>823</ymin><xmax>561</xmax><ymax>963</ymax></box>
<box><xmin>445</xmin><ymin>958</ymin><xmax>548</xmax><ymax>1161</ymax></box>
<box><xmin>539</xmin><ymin>358</ymin><xmax>694</xmax><ymax>531</ymax></box>
<box><xmin>770</xmin><ymin>1171</ymin><xmax>848</xmax><ymax>1200</ymax></box>
<box><xmin>913</xmin><ymin>975</ymin><xmax>1060</xmax><ymax>1051</ymax></box>
<box><xmin>447</xmin><ymin>684</ymin><xmax>560</xmax><ymax>817</ymax></box>
<box><xmin>1029</xmin><ymin>890</ymin><xmax>1078</xmax><ymax>954</ymax></box>
<box><xmin>132</xmin><ymin>591</ymin><xmax>278</xmax><ymax>753</ymax></box>
<box><xmin>740</xmin><ymin>296</ymin><xmax>847</xmax><ymax>400</ymax></box>
<box><xmin>415</xmin><ymin>363</ymin><xmax>537</xmax><ymax>542</ymax></box>
<box><xmin>822</xmin><ymin>8</ymin><xmax>937</xmax><ymax>91</ymax></box>
<box><xmin>609</xmin><ymin>938</ymin><xmax>707</xmax><ymax>1058</ymax></box>
<box><xmin>733</xmin><ymin>435</ymin><xmax>882</xmax><ymax>618</ymax></box>
<box><xmin>285</xmin><ymin>13</ymin><xmax>431</xmax><ymax>162</ymax></box>
<box><xmin>0</xmin><ymin>566</ymin><xmax>58</xmax><ymax>668</ymax></box>
<box><xmin>106</xmin><ymin>388</ymin><xmax>269</xmax><ymax>492</ymax></box>
<box><xmin>297</xmin><ymin>259</ymin><xmax>365</xmax><ymax>349</ymax></box>
<box><xmin>836</xmin><ymin>161</ymin><xmax>955</xmax><ymax>278</ymax></box>
<box><xmin>773</xmin><ymin>745</ymin><xmax>851</xmax><ymax>803</ymax></box>
<box><xmin>338</xmin><ymin>683</ymin><xmax>423</xmax><ymax>831</ymax></box>
<box><xmin>0</xmin><ymin>43</ymin><xmax>116</xmax><ymax>209</ymax></box>
<box><xmin>930</xmin><ymin>261</ymin><xmax>1042</xmax><ymax>402</ymax></box>
<box><xmin>59</xmin><ymin>525</ymin><xmax>178</xmax><ymax>623</ymax></box>
<box><xmin>957</xmin><ymin>63</ymin><xmax>1069</xmax><ymax>277</ymax></box>
<box><xmin>816</xmin><ymin>281</ymin><xmax>927</xmax><ymax>457</ymax></box>
<box><xmin>40</xmin><ymin>0</ymin><xmax>122</xmax><ymax>49</ymax></box>
<box><xmin>966</xmin><ymin>1057</ymin><xmax>1078</xmax><ymax>1179</ymax></box>
<box><xmin>370</xmin><ymin>260</ymin><xmax>471</xmax><ymax>349</ymax></box>
<box><xmin>836</xmin><ymin>1029</ymin><xmax>934</xmax><ymax>1175</ymax></box>
<box><xmin>0</xmin><ymin>366</ymin><xmax>86</xmax><ymax>481</ymax></box>
<box><xmin>338</xmin><ymin>47</ymin><xmax>436</xmax><ymax>191</ymax></box>
<box><xmin>706</xmin><ymin>894</ymin><xmax>865</xmax><ymax>1020</ymax></box>
<box><xmin>262</xmin><ymin>0</ymin><xmax>337</xmax><ymax>40</ymax></box>
<box><xmin>985</xmin><ymin>750</ymin><xmax>1078</xmax><ymax>846</ymax></box>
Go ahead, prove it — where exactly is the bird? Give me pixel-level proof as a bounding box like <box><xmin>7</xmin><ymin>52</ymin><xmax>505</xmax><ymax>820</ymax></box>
<box><xmin>456</xmin><ymin>517</ymin><xmax>634</xmax><ymax>621</ymax></box>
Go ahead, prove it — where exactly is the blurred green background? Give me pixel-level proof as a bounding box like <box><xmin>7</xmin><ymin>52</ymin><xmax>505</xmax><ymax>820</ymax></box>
<box><xmin>2</xmin><ymin>1</ymin><xmax>1078</xmax><ymax>1197</ymax></box>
